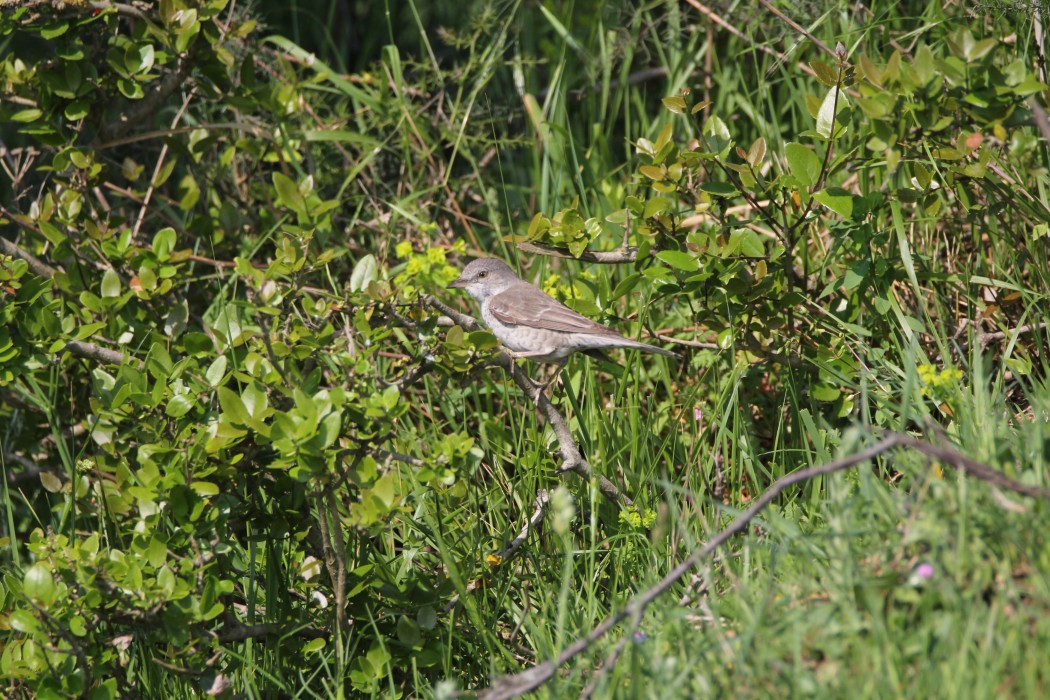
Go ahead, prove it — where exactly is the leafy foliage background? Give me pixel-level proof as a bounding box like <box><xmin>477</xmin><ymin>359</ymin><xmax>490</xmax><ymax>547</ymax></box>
<box><xmin>1</xmin><ymin>0</ymin><xmax>1049</xmax><ymax>698</ymax></box>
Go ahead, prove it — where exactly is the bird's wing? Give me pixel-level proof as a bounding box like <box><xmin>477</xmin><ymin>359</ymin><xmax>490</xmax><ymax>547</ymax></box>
<box><xmin>488</xmin><ymin>284</ymin><xmax>621</xmax><ymax>336</ymax></box>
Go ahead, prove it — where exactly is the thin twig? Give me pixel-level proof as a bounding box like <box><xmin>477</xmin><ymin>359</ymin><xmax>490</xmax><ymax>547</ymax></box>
<box><xmin>130</xmin><ymin>85</ymin><xmax>197</xmax><ymax>241</ymax></box>
<box><xmin>756</xmin><ymin>0</ymin><xmax>836</xmax><ymax>58</ymax></box>
<box><xmin>516</xmin><ymin>241</ymin><xmax>639</xmax><ymax>264</ymax></box>
<box><xmin>444</xmin><ymin>490</ymin><xmax>551</xmax><ymax>613</ymax></box>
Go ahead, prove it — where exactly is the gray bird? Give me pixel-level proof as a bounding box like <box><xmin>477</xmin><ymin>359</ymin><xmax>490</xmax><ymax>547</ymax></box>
<box><xmin>447</xmin><ymin>258</ymin><xmax>677</xmax><ymax>385</ymax></box>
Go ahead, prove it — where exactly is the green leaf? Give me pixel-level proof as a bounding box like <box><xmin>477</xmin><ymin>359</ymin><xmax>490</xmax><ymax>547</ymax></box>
<box><xmin>153</xmin><ymin>227</ymin><xmax>176</xmax><ymax>259</ymax></box>
<box><xmin>101</xmin><ymin>268</ymin><xmax>121</xmax><ymax>297</ymax></box>
<box><xmin>785</xmin><ymin>143</ymin><xmax>822</xmax><ymax>188</ymax></box>
<box><xmin>272</xmin><ymin>171</ymin><xmax>306</xmax><ymax>215</ymax></box>
<box><xmin>638</xmin><ymin>165</ymin><xmax>665</xmax><ymax>181</ymax></box>
<box><xmin>700</xmin><ymin>182</ymin><xmax>738</xmax><ymax>197</ymax></box>
<box><xmin>165</xmin><ymin>394</ymin><xmax>195</xmax><ymax>418</ymax></box>
<box><xmin>10</xmin><ymin>609</ymin><xmax>42</xmax><ymax>634</ymax></box>
<box><xmin>40</xmin><ymin>21</ymin><xmax>70</xmax><ymax>39</ymax></box>
<box><xmin>303</xmin><ymin>637</ymin><xmax>326</xmax><ymax>653</ymax></box>
<box><xmin>65</xmin><ymin>100</ymin><xmax>90</xmax><ymax>121</ymax></box>
<box><xmin>381</xmin><ymin>385</ymin><xmax>399</xmax><ymax>411</ymax></box>
<box><xmin>74</xmin><ymin>322</ymin><xmax>106</xmax><ymax>340</ymax></box>
<box><xmin>132</xmin><ymin>44</ymin><xmax>155</xmax><ymax>74</ymax></box>
<box><xmin>966</xmin><ymin>37</ymin><xmax>997</xmax><ymax>62</ymax></box>
<box><xmin>218</xmin><ymin>387</ymin><xmax>249</xmax><ymax>424</ymax></box>
<box><xmin>816</xmin><ymin>86</ymin><xmax>845</xmax><ymax>139</ymax></box>
<box><xmin>813</xmin><ymin>188</ymin><xmax>854</xmax><ymax>219</ymax></box>
<box><xmin>728</xmin><ymin>229</ymin><xmax>765</xmax><ymax>258</ymax></box>
<box><xmin>809</xmin><ymin>60</ymin><xmax>839</xmax><ymax>86</ymax></box>
<box><xmin>241</xmin><ymin>382</ymin><xmax>269</xmax><ymax>422</ymax></box>
<box><xmin>205</xmin><ymin>355</ymin><xmax>227</xmax><ymax>387</ymax></box>
<box><xmin>842</xmin><ymin>261</ymin><xmax>869</xmax><ymax>290</ymax></box>
<box><xmin>69</xmin><ymin>615</ymin><xmax>88</xmax><ymax>637</ymax></box>
<box><xmin>913</xmin><ymin>45</ymin><xmax>935</xmax><ymax>84</ymax></box>
<box><xmin>813</xmin><ymin>385</ymin><xmax>841</xmax><ymax>402</ymax></box>
<box><xmin>655</xmin><ymin>250</ymin><xmax>697</xmax><ymax>271</ymax></box>
<box><xmin>396</xmin><ymin>615</ymin><xmax>422</xmax><ymax>647</ymax></box>
<box><xmin>417</xmin><ymin>605</ymin><xmax>438</xmax><ymax>630</ymax></box>
<box><xmin>350</xmin><ymin>254</ymin><xmax>378</xmax><ymax>292</ymax></box>
<box><xmin>11</xmin><ymin>108</ymin><xmax>43</xmax><ymax>123</ymax></box>
<box><xmin>858</xmin><ymin>54</ymin><xmax>883</xmax><ymax>87</ymax></box>
<box><xmin>38</xmin><ymin>220</ymin><xmax>67</xmax><ymax>246</ymax></box>
<box><xmin>40</xmin><ymin>471</ymin><xmax>63</xmax><ymax>493</ymax></box>
<box><xmin>642</xmin><ymin>196</ymin><xmax>671</xmax><ymax>219</ymax></box>
<box><xmin>702</xmin><ymin>115</ymin><xmax>732</xmax><ymax>157</ymax></box>
<box><xmin>661</xmin><ymin>95</ymin><xmax>687</xmax><ymax>114</ymax></box>
<box><xmin>747</xmin><ymin>137</ymin><xmax>766</xmax><ymax>167</ymax></box>
<box><xmin>1012</xmin><ymin>75</ymin><xmax>1048</xmax><ymax>97</ymax></box>
<box><xmin>23</xmin><ymin>563</ymin><xmax>56</xmax><ymax>606</ymax></box>
<box><xmin>192</xmin><ymin>481</ymin><xmax>220</xmax><ymax>496</ymax></box>
<box><xmin>653</xmin><ymin>122</ymin><xmax>674</xmax><ymax>155</ymax></box>
<box><xmin>690</xmin><ymin>100</ymin><xmax>710</xmax><ymax>115</ymax></box>
<box><xmin>117</xmin><ymin>78</ymin><xmax>144</xmax><ymax>99</ymax></box>
<box><xmin>603</xmin><ymin>275</ymin><xmax>639</xmax><ymax>305</ymax></box>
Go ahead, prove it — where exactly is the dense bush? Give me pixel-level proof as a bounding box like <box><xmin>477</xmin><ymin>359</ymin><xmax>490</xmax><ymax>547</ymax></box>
<box><xmin>1</xmin><ymin>1</ymin><xmax>1048</xmax><ymax>697</ymax></box>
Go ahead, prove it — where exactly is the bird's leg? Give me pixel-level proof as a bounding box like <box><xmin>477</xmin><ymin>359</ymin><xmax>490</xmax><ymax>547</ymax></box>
<box><xmin>501</xmin><ymin>348</ymin><xmax>544</xmax><ymax>394</ymax></box>
<box><xmin>532</xmin><ymin>359</ymin><xmax>567</xmax><ymax>405</ymax></box>
<box><xmin>500</xmin><ymin>347</ymin><xmax>565</xmax><ymax>404</ymax></box>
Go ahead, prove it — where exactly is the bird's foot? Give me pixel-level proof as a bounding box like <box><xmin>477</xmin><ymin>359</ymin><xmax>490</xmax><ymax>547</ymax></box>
<box><xmin>531</xmin><ymin>364</ymin><xmax>566</xmax><ymax>406</ymax></box>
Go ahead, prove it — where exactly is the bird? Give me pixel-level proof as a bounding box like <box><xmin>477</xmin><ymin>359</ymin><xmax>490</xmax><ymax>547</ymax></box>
<box><xmin>447</xmin><ymin>258</ymin><xmax>677</xmax><ymax>388</ymax></box>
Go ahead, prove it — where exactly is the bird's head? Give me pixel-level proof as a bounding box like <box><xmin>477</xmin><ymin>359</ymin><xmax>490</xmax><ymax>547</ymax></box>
<box><xmin>447</xmin><ymin>258</ymin><xmax>520</xmax><ymax>301</ymax></box>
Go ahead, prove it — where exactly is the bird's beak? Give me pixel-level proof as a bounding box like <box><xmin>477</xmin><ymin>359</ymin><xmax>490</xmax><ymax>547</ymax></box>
<box><xmin>447</xmin><ymin>275</ymin><xmax>467</xmax><ymax>289</ymax></box>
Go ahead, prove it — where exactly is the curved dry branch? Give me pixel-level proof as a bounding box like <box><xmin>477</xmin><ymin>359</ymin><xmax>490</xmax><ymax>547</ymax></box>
<box><xmin>479</xmin><ymin>431</ymin><xmax>1050</xmax><ymax>700</ymax></box>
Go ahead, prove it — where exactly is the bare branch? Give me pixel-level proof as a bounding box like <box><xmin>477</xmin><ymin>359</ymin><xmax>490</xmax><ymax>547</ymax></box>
<box><xmin>0</xmin><ymin>233</ymin><xmax>60</xmax><ymax>278</ymax></box>
<box><xmin>215</xmin><ymin>620</ymin><xmax>327</xmax><ymax>643</ymax></box>
<box><xmin>64</xmin><ymin>340</ymin><xmax>141</xmax><ymax>368</ymax></box>
<box><xmin>515</xmin><ymin>241</ymin><xmax>638</xmax><ymax>264</ymax></box>
<box><xmin>88</xmin><ymin>1</ymin><xmax>151</xmax><ymax>21</ymax></box>
<box><xmin>756</xmin><ymin>0</ymin><xmax>836</xmax><ymax>59</ymax></box>
<box><xmin>977</xmin><ymin>321</ymin><xmax>1048</xmax><ymax>349</ymax></box>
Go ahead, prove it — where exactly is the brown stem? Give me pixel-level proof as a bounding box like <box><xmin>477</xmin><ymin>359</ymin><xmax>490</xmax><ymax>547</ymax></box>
<box><xmin>0</xmin><ymin>227</ymin><xmax>60</xmax><ymax>278</ymax></box>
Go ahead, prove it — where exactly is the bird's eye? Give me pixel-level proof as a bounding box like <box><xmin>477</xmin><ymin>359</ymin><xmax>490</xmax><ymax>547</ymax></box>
<box><xmin>478</xmin><ymin>271</ymin><xmax>487</xmax><ymax>279</ymax></box>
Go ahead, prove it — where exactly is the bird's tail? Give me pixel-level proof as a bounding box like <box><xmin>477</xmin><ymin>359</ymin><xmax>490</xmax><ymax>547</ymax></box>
<box><xmin>628</xmin><ymin>339</ymin><xmax>679</xmax><ymax>360</ymax></box>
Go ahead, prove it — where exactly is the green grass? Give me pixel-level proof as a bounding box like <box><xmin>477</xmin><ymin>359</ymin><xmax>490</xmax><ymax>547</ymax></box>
<box><xmin>2</xmin><ymin>0</ymin><xmax>1049</xmax><ymax>697</ymax></box>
